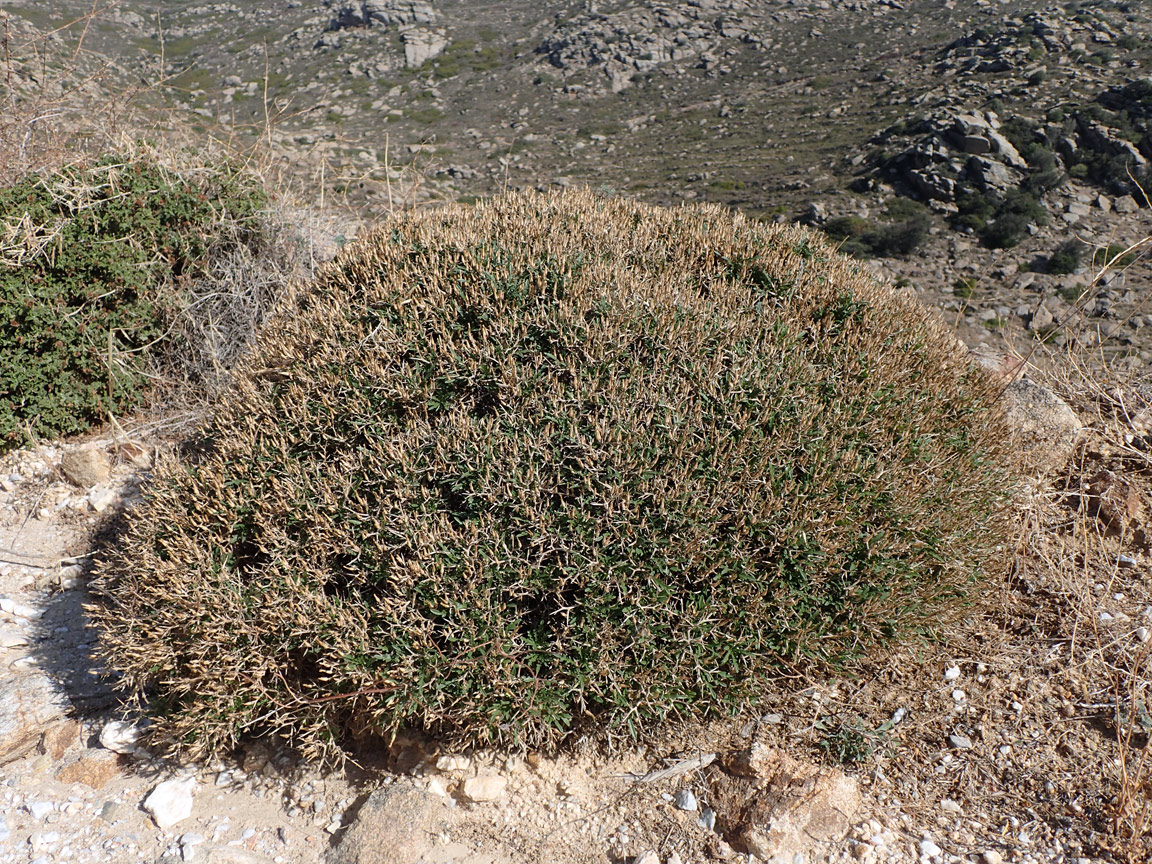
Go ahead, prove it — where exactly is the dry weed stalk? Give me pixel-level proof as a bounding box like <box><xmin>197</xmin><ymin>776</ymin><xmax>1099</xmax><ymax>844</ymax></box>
<box><xmin>1008</xmin><ymin>232</ymin><xmax>1152</xmax><ymax>860</ymax></box>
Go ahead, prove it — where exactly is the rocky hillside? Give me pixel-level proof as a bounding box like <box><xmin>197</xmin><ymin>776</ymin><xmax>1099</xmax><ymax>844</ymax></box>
<box><xmin>1</xmin><ymin>0</ymin><xmax>1148</xmax><ymax>363</ymax></box>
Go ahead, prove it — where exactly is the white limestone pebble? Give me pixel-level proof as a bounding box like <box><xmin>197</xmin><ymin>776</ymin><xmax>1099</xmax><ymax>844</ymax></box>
<box><xmin>462</xmin><ymin>775</ymin><xmax>507</xmax><ymax>802</ymax></box>
<box><xmin>99</xmin><ymin>720</ymin><xmax>143</xmax><ymax>754</ymax></box>
<box><xmin>144</xmin><ymin>778</ymin><xmax>197</xmax><ymax>829</ymax></box>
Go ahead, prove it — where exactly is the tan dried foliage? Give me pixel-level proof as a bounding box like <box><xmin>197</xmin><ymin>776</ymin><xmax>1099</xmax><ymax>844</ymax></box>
<box><xmin>90</xmin><ymin>189</ymin><xmax>1014</xmax><ymax>764</ymax></box>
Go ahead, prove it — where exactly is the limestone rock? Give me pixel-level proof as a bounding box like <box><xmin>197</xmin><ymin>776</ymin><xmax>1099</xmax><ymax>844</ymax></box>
<box><xmin>402</xmin><ymin>27</ymin><xmax>448</xmax><ymax>68</ymax></box>
<box><xmin>461</xmin><ymin>774</ymin><xmax>507</xmax><ymax>802</ymax></box>
<box><xmin>60</xmin><ymin>447</ymin><xmax>111</xmax><ymax>488</ymax></box>
<box><xmin>0</xmin><ymin>672</ymin><xmax>71</xmax><ymax>764</ymax></box>
<box><xmin>327</xmin><ymin>0</ymin><xmax>438</xmax><ymax>30</ymax></box>
<box><xmin>99</xmin><ymin>719</ymin><xmax>144</xmax><ymax>754</ymax></box>
<box><xmin>1002</xmin><ymin>378</ymin><xmax>1082</xmax><ymax>473</ymax></box>
<box><xmin>1113</xmin><ymin>195</ymin><xmax>1139</xmax><ymax>214</ymax></box>
<box><xmin>144</xmin><ymin>777</ymin><xmax>197</xmax><ymax>829</ymax></box>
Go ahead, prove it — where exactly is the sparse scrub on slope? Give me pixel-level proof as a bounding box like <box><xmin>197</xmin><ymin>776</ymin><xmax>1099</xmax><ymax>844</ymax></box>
<box><xmin>0</xmin><ymin>153</ymin><xmax>274</xmax><ymax>450</ymax></box>
<box><xmin>91</xmin><ymin>189</ymin><xmax>1014</xmax><ymax>762</ymax></box>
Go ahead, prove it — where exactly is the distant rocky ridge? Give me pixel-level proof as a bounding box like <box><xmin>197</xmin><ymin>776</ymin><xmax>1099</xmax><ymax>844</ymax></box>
<box><xmin>538</xmin><ymin>0</ymin><xmax>764</xmax><ymax>92</ymax></box>
<box><xmin>317</xmin><ymin>0</ymin><xmax>447</xmax><ymax>66</ymax></box>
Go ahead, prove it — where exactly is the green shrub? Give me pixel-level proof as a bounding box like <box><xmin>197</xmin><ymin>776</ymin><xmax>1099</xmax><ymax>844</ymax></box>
<box><xmin>1093</xmin><ymin>243</ymin><xmax>1139</xmax><ymax>268</ymax></box>
<box><xmin>0</xmin><ymin>154</ymin><xmax>267</xmax><ymax>451</ymax></box>
<box><xmin>978</xmin><ymin>190</ymin><xmax>1048</xmax><ymax>249</ymax></box>
<box><xmin>1047</xmin><ymin>239</ymin><xmax>1084</xmax><ymax>275</ymax></box>
<box><xmin>91</xmin><ymin>190</ymin><xmax>1013</xmax><ymax>761</ymax></box>
<box><xmin>953</xmin><ymin>277</ymin><xmax>978</xmax><ymax>299</ymax></box>
<box><xmin>822</xmin><ymin>207</ymin><xmax>929</xmax><ymax>259</ymax></box>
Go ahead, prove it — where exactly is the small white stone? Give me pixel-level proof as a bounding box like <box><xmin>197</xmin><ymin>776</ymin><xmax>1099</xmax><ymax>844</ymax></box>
<box><xmin>634</xmin><ymin>852</ymin><xmax>660</xmax><ymax>864</ymax></box>
<box><xmin>0</xmin><ymin>597</ymin><xmax>42</xmax><ymax>619</ymax></box>
<box><xmin>983</xmin><ymin>850</ymin><xmax>1003</xmax><ymax>864</ymax></box>
<box><xmin>919</xmin><ymin>838</ymin><xmax>942</xmax><ymax>858</ymax></box>
<box><xmin>143</xmin><ymin>778</ymin><xmax>196</xmax><ymax>829</ymax></box>
<box><xmin>940</xmin><ymin>798</ymin><xmax>962</xmax><ymax>814</ymax></box>
<box><xmin>1100</xmin><ymin>612</ymin><xmax>1114</xmax><ymax>622</ymax></box>
<box><xmin>99</xmin><ymin>720</ymin><xmax>143</xmax><ymax>754</ymax></box>
<box><xmin>673</xmin><ymin>789</ymin><xmax>698</xmax><ymax>811</ymax></box>
<box><xmin>425</xmin><ymin>776</ymin><xmax>448</xmax><ymax>796</ymax></box>
<box><xmin>87</xmin><ymin>486</ymin><xmax>119</xmax><ymax>513</ymax></box>
<box><xmin>461</xmin><ymin>775</ymin><xmax>506</xmax><ymax>802</ymax></box>
<box><xmin>951</xmin><ymin>689</ymin><xmax>966</xmax><ymax>702</ymax></box>
<box><xmin>943</xmin><ymin>666</ymin><xmax>961</xmax><ymax>681</ymax></box>
<box><xmin>26</xmin><ymin>801</ymin><xmax>54</xmax><ymax>820</ymax></box>
<box><xmin>434</xmin><ymin>754</ymin><xmax>471</xmax><ymax>772</ymax></box>
<box><xmin>666</xmin><ymin>853</ymin><xmax>683</xmax><ymax>864</ymax></box>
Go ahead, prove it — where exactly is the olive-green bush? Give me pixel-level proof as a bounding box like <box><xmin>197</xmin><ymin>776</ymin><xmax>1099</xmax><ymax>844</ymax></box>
<box><xmin>91</xmin><ymin>190</ymin><xmax>1013</xmax><ymax>761</ymax></box>
<box><xmin>0</xmin><ymin>155</ymin><xmax>268</xmax><ymax>450</ymax></box>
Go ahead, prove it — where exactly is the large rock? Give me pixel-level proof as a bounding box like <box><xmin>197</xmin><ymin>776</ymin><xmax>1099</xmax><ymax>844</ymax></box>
<box><xmin>0</xmin><ymin>672</ymin><xmax>71</xmax><ymax>764</ymax></box>
<box><xmin>713</xmin><ymin>744</ymin><xmax>860</xmax><ymax>864</ymax></box>
<box><xmin>1002</xmin><ymin>378</ymin><xmax>1082</xmax><ymax>473</ymax></box>
<box><xmin>60</xmin><ymin>447</ymin><xmax>112</xmax><ymax>488</ymax></box>
<box><xmin>402</xmin><ymin>27</ymin><xmax>448</xmax><ymax>68</ymax></box>
<box><xmin>327</xmin><ymin>0</ymin><xmax>438</xmax><ymax>30</ymax></box>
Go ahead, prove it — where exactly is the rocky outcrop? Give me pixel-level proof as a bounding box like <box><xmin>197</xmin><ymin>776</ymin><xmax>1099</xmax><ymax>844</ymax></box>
<box><xmin>325</xmin><ymin>0</ymin><xmax>437</xmax><ymax>31</ymax></box>
<box><xmin>537</xmin><ymin>0</ymin><xmax>762</xmax><ymax>92</ymax></box>
<box><xmin>401</xmin><ymin>27</ymin><xmax>448</xmax><ymax>68</ymax></box>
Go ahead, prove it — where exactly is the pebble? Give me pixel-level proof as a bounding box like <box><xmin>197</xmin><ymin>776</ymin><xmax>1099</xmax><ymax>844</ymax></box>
<box><xmin>983</xmin><ymin>851</ymin><xmax>1003</xmax><ymax>864</ymax></box>
<box><xmin>461</xmin><ymin>775</ymin><xmax>506</xmax><ymax>802</ymax></box>
<box><xmin>87</xmin><ymin>486</ymin><xmax>119</xmax><ymax>513</ymax></box>
<box><xmin>27</xmin><ymin>801</ymin><xmax>54</xmax><ymax>820</ymax></box>
<box><xmin>99</xmin><ymin>720</ymin><xmax>144</xmax><ymax>754</ymax></box>
<box><xmin>144</xmin><ymin>778</ymin><xmax>197</xmax><ymax>829</ymax></box>
<box><xmin>943</xmin><ymin>666</ymin><xmax>961</xmax><ymax>681</ymax></box>
<box><xmin>940</xmin><ymin>798</ymin><xmax>962</xmax><ymax>814</ymax></box>
<box><xmin>1137</xmin><ymin>627</ymin><xmax>1150</xmax><ymax>643</ymax></box>
<box><xmin>697</xmin><ymin>805</ymin><xmax>716</xmax><ymax>832</ymax></box>
<box><xmin>0</xmin><ymin>597</ymin><xmax>42</xmax><ymax>619</ymax></box>
<box><xmin>435</xmin><ymin>754</ymin><xmax>470</xmax><ymax>772</ymax></box>
<box><xmin>673</xmin><ymin>788</ymin><xmax>698</xmax><ymax>811</ymax></box>
<box><xmin>180</xmin><ymin>833</ymin><xmax>206</xmax><ymax>862</ymax></box>
<box><xmin>951</xmin><ymin>690</ymin><xmax>966</xmax><ymax>703</ymax></box>
<box><xmin>947</xmin><ymin>734</ymin><xmax>974</xmax><ymax>750</ymax></box>
<box><xmin>634</xmin><ymin>852</ymin><xmax>660</xmax><ymax>864</ymax></box>
<box><xmin>919</xmin><ymin>838</ymin><xmax>942</xmax><ymax>858</ymax></box>
<box><xmin>1117</xmin><ymin>554</ymin><xmax>1137</xmax><ymax>568</ymax></box>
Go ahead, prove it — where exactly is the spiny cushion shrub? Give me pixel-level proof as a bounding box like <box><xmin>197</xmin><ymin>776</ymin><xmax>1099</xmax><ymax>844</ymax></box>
<box><xmin>0</xmin><ymin>154</ymin><xmax>267</xmax><ymax>450</ymax></box>
<box><xmin>91</xmin><ymin>189</ymin><xmax>1013</xmax><ymax>761</ymax></box>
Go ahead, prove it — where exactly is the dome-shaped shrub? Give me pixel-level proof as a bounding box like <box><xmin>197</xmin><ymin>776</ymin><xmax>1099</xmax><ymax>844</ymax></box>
<box><xmin>91</xmin><ymin>190</ymin><xmax>1011</xmax><ymax>760</ymax></box>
